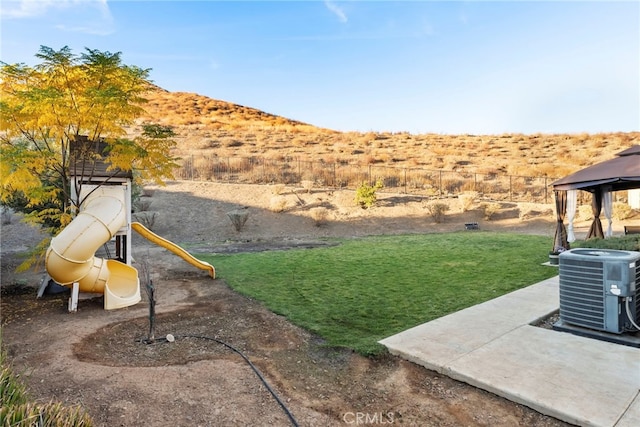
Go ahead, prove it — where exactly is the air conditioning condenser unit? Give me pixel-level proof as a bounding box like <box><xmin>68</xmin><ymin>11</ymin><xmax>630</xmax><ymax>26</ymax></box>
<box><xmin>558</xmin><ymin>248</ymin><xmax>640</xmax><ymax>335</ymax></box>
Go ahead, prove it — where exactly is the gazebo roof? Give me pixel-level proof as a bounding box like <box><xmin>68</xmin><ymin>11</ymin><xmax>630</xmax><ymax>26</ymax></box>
<box><xmin>552</xmin><ymin>145</ymin><xmax>640</xmax><ymax>192</ymax></box>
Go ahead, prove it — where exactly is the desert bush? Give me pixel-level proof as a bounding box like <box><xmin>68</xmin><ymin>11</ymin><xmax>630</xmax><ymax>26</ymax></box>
<box><xmin>613</xmin><ymin>202</ymin><xmax>633</xmax><ymax>220</ymax></box>
<box><xmin>194</xmin><ymin>157</ymin><xmax>213</xmax><ymax>180</ymax></box>
<box><xmin>269</xmin><ymin>196</ymin><xmax>288</xmax><ymax>213</ymax></box>
<box><xmin>425</xmin><ymin>201</ymin><xmax>450</xmax><ymax>223</ymax></box>
<box><xmin>227</xmin><ymin>209</ymin><xmax>249</xmax><ymax>231</ymax></box>
<box><xmin>226</xmin><ymin>139</ymin><xmax>244</xmax><ymax>147</ymax></box>
<box><xmin>480</xmin><ymin>202</ymin><xmax>502</xmax><ymax>220</ymax></box>
<box><xmin>383</xmin><ymin>175</ymin><xmax>401</xmax><ymax>188</ymax></box>
<box><xmin>458</xmin><ymin>192</ymin><xmax>478</xmax><ymax>212</ymax></box>
<box><xmin>460</xmin><ymin>180</ymin><xmax>477</xmax><ymax>192</ymax></box>
<box><xmin>271</xmin><ymin>184</ymin><xmax>286</xmax><ymax>195</ymax></box>
<box><xmin>310</xmin><ymin>207</ymin><xmax>329</xmax><ymax>226</ymax></box>
<box><xmin>178</xmin><ymin>156</ymin><xmax>195</xmax><ymax>180</ymax></box>
<box><xmin>442</xmin><ymin>178</ymin><xmax>464</xmax><ymax>194</ymax></box>
<box><xmin>133</xmin><ymin>198</ymin><xmax>153</xmax><ymax>212</ymax></box>
<box><xmin>355</xmin><ymin>179</ymin><xmax>384</xmax><ymax>209</ymax></box>
<box><xmin>134</xmin><ymin>212</ymin><xmax>157</xmax><ymax>230</ymax></box>
<box><xmin>301</xmin><ymin>180</ymin><xmax>314</xmax><ymax>193</ymax></box>
<box><xmin>578</xmin><ymin>205</ymin><xmax>592</xmax><ymax>221</ymax></box>
<box><xmin>519</xmin><ymin>207</ymin><xmax>553</xmax><ymax>220</ymax></box>
<box><xmin>361</xmin><ymin>154</ymin><xmax>376</xmax><ymax>165</ymax></box>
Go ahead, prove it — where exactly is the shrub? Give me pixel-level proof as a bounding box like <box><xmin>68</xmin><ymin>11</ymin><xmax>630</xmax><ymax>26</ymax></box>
<box><xmin>425</xmin><ymin>201</ymin><xmax>449</xmax><ymax>223</ymax></box>
<box><xmin>133</xmin><ymin>198</ymin><xmax>153</xmax><ymax>212</ymax></box>
<box><xmin>1</xmin><ymin>347</ymin><xmax>93</xmax><ymax>426</ymax></box>
<box><xmin>613</xmin><ymin>202</ymin><xmax>633</xmax><ymax>221</ymax></box>
<box><xmin>458</xmin><ymin>191</ymin><xmax>478</xmax><ymax>212</ymax></box>
<box><xmin>310</xmin><ymin>207</ymin><xmax>329</xmax><ymax>226</ymax></box>
<box><xmin>480</xmin><ymin>202</ymin><xmax>501</xmax><ymax>220</ymax></box>
<box><xmin>300</xmin><ymin>180</ymin><xmax>314</xmax><ymax>193</ymax></box>
<box><xmin>355</xmin><ymin>180</ymin><xmax>384</xmax><ymax>209</ymax></box>
<box><xmin>269</xmin><ymin>196</ymin><xmax>288</xmax><ymax>213</ymax></box>
<box><xmin>0</xmin><ymin>401</ymin><xmax>94</xmax><ymax>426</ymax></box>
<box><xmin>1</xmin><ymin>350</ymin><xmax>28</xmax><ymax>408</ymax></box>
<box><xmin>573</xmin><ymin>235</ymin><xmax>640</xmax><ymax>251</ymax></box>
<box><xmin>227</xmin><ymin>209</ymin><xmax>249</xmax><ymax>231</ymax></box>
<box><xmin>142</xmin><ymin>188</ymin><xmax>156</xmax><ymax>197</ymax></box>
<box><xmin>578</xmin><ymin>205</ymin><xmax>592</xmax><ymax>221</ymax></box>
<box><xmin>520</xmin><ymin>207</ymin><xmax>552</xmax><ymax>220</ymax></box>
<box><xmin>226</xmin><ymin>139</ymin><xmax>244</xmax><ymax>147</ymax></box>
<box><xmin>133</xmin><ymin>212</ymin><xmax>157</xmax><ymax>230</ymax></box>
<box><xmin>271</xmin><ymin>184</ymin><xmax>286</xmax><ymax>195</ymax></box>
<box><xmin>194</xmin><ymin>157</ymin><xmax>213</xmax><ymax>180</ymax></box>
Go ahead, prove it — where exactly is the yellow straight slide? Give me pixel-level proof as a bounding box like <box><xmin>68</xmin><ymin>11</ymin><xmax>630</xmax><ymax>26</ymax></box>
<box><xmin>132</xmin><ymin>222</ymin><xmax>215</xmax><ymax>279</ymax></box>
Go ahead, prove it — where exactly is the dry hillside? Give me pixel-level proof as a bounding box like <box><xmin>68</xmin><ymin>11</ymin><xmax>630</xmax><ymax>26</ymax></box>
<box><xmin>130</xmin><ymin>87</ymin><xmax>639</xmax><ymax>180</ymax></box>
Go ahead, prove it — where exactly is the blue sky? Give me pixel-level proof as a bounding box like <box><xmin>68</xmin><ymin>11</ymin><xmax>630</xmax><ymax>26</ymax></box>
<box><xmin>1</xmin><ymin>1</ymin><xmax>638</xmax><ymax>135</ymax></box>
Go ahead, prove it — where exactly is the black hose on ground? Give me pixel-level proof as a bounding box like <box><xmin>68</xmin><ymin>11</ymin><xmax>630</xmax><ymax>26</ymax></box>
<box><xmin>149</xmin><ymin>334</ymin><xmax>300</xmax><ymax>427</ymax></box>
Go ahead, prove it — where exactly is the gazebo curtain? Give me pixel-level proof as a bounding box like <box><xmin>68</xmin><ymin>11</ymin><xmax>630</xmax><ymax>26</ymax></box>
<box><xmin>566</xmin><ymin>189</ymin><xmax>577</xmax><ymax>242</ymax></box>
<box><xmin>603</xmin><ymin>187</ymin><xmax>613</xmax><ymax>237</ymax></box>
<box><xmin>552</xmin><ymin>190</ymin><xmax>569</xmax><ymax>253</ymax></box>
<box><xmin>586</xmin><ymin>190</ymin><xmax>604</xmax><ymax>239</ymax></box>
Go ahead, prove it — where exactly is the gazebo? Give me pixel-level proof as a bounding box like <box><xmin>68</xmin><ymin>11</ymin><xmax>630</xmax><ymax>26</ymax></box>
<box><xmin>551</xmin><ymin>145</ymin><xmax>640</xmax><ymax>253</ymax></box>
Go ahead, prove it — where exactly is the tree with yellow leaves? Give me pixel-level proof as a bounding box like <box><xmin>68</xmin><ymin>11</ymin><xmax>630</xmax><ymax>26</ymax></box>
<box><xmin>1</xmin><ymin>46</ymin><xmax>178</xmax><ymax>267</ymax></box>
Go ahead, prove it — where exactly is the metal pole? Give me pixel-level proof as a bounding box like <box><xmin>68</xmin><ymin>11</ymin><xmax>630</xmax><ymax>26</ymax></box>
<box><xmin>333</xmin><ymin>162</ymin><xmax>336</xmax><ymax>188</ymax></box>
<box><xmin>404</xmin><ymin>169</ymin><xmax>407</xmax><ymax>194</ymax></box>
<box><xmin>544</xmin><ymin>177</ymin><xmax>548</xmax><ymax>203</ymax></box>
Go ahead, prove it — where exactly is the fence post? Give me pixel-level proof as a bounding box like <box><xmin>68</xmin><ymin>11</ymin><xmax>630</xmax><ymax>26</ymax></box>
<box><xmin>368</xmin><ymin>164</ymin><xmax>372</xmax><ymax>185</ymax></box>
<box><xmin>439</xmin><ymin>171</ymin><xmax>443</xmax><ymax>196</ymax></box>
<box><xmin>404</xmin><ymin>169</ymin><xmax>407</xmax><ymax>194</ymax></box>
<box><xmin>544</xmin><ymin>177</ymin><xmax>548</xmax><ymax>203</ymax></box>
<box><xmin>333</xmin><ymin>162</ymin><xmax>336</xmax><ymax>188</ymax></box>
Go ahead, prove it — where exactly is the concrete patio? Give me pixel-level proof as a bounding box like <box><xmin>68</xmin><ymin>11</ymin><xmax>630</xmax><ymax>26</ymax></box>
<box><xmin>379</xmin><ymin>276</ymin><xmax>640</xmax><ymax>427</ymax></box>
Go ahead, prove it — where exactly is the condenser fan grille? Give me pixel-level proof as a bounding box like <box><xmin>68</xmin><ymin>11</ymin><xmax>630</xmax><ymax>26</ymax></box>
<box><xmin>559</xmin><ymin>259</ymin><xmax>605</xmax><ymax>331</ymax></box>
<box><xmin>635</xmin><ymin>263</ymin><xmax>640</xmax><ymax>320</ymax></box>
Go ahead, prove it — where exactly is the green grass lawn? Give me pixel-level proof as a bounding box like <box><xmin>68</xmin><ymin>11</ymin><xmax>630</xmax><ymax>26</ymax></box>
<box><xmin>200</xmin><ymin>232</ymin><xmax>558</xmax><ymax>355</ymax></box>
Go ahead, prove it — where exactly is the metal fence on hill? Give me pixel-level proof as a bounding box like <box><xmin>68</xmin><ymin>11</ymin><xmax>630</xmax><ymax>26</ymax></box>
<box><xmin>174</xmin><ymin>155</ymin><xmax>559</xmax><ymax>204</ymax></box>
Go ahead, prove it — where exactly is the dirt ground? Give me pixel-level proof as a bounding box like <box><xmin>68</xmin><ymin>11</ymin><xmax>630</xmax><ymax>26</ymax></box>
<box><xmin>4</xmin><ymin>180</ymin><xmax>630</xmax><ymax>427</ymax></box>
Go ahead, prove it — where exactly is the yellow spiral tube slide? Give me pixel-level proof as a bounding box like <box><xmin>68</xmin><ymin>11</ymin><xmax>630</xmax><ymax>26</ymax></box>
<box><xmin>45</xmin><ymin>187</ymin><xmax>141</xmax><ymax>310</ymax></box>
